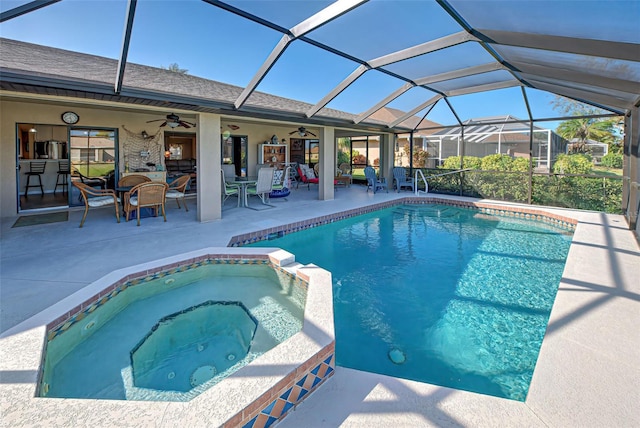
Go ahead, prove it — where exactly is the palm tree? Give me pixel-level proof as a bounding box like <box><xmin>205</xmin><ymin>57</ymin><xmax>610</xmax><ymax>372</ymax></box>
<box><xmin>556</xmin><ymin>118</ymin><xmax>615</xmax><ymax>153</ymax></box>
<box><xmin>162</xmin><ymin>63</ymin><xmax>188</xmax><ymax>74</ymax></box>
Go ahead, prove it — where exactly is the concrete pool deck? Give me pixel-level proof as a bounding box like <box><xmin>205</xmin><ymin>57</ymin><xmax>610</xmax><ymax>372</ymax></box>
<box><xmin>1</xmin><ymin>186</ymin><xmax>639</xmax><ymax>426</ymax></box>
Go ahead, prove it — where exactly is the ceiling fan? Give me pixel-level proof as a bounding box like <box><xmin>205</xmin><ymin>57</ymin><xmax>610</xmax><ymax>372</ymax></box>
<box><xmin>289</xmin><ymin>126</ymin><xmax>316</xmax><ymax>137</ymax></box>
<box><xmin>147</xmin><ymin>113</ymin><xmax>195</xmax><ymax>129</ymax></box>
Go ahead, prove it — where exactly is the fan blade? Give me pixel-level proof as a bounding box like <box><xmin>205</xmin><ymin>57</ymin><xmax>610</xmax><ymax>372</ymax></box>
<box><xmin>159</xmin><ymin>121</ymin><xmax>167</xmax><ymax>127</ymax></box>
<box><xmin>146</xmin><ymin>119</ymin><xmax>165</xmax><ymax>123</ymax></box>
<box><xmin>307</xmin><ymin>131</ymin><xmax>317</xmax><ymax>137</ymax></box>
<box><xmin>180</xmin><ymin>120</ymin><xmax>196</xmax><ymax>128</ymax></box>
<box><xmin>178</xmin><ymin>121</ymin><xmax>191</xmax><ymax>129</ymax></box>
<box><xmin>288</xmin><ymin>130</ymin><xmax>297</xmax><ymax>135</ymax></box>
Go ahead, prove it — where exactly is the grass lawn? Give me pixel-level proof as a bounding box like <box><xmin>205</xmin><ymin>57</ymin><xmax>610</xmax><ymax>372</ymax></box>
<box><xmin>591</xmin><ymin>166</ymin><xmax>623</xmax><ymax>177</ymax></box>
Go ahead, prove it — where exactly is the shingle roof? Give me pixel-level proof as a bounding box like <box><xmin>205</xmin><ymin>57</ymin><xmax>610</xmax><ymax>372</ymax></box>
<box><xmin>0</xmin><ymin>38</ymin><xmax>394</xmax><ymax>130</ymax></box>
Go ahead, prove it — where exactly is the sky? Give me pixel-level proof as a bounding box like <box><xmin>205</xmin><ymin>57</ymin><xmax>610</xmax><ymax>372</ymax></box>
<box><xmin>0</xmin><ymin>0</ymin><xmax>622</xmax><ymax>131</ymax></box>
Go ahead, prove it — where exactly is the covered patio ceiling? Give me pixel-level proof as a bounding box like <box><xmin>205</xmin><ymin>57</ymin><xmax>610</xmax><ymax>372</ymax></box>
<box><xmin>0</xmin><ymin>0</ymin><xmax>638</xmax><ymax>132</ymax></box>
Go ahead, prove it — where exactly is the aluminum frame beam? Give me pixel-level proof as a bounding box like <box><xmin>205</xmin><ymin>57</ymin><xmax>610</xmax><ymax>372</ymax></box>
<box><xmin>234</xmin><ymin>34</ymin><xmax>292</xmax><ymax>110</ymax></box>
<box><xmin>306</xmin><ymin>64</ymin><xmax>369</xmax><ymax>118</ymax></box>
<box><xmin>511</xmin><ymin>61</ymin><xmax>640</xmax><ymax>95</ymax></box>
<box><xmin>414</xmin><ymin>62</ymin><xmax>503</xmax><ymax>86</ymax></box>
<box><xmin>522</xmin><ymin>79</ymin><xmax>626</xmax><ymax>114</ymax></box>
<box><xmin>354</xmin><ymin>83</ymin><xmax>414</xmax><ymax>124</ymax></box>
<box><xmin>482</xmin><ymin>30</ymin><xmax>640</xmax><ymax>63</ymax></box>
<box><xmin>445</xmin><ymin>80</ymin><xmax>521</xmax><ymax>97</ymax></box>
<box><xmin>233</xmin><ymin>0</ymin><xmax>368</xmax><ymax>110</ymax></box>
<box><xmin>114</xmin><ymin>0</ymin><xmax>137</xmax><ymax>95</ymax></box>
<box><xmin>368</xmin><ymin>31</ymin><xmax>478</xmax><ymax>69</ymax></box>
<box><xmin>289</xmin><ymin>0</ymin><xmax>368</xmax><ymax>38</ymax></box>
<box><xmin>0</xmin><ymin>0</ymin><xmax>60</xmax><ymax>23</ymax></box>
<box><xmin>306</xmin><ymin>33</ymin><xmax>474</xmax><ymax>119</ymax></box>
<box><xmin>389</xmin><ymin>94</ymin><xmax>443</xmax><ymax>128</ymax></box>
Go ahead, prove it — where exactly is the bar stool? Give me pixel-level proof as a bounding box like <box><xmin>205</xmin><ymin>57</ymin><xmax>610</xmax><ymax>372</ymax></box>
<box><xmin>24</xmin><ymin>161</ymin><xmax>47</xmax><ymax>197</ymax></box>
<box><xmin>55</xmin><ymin>160</ymin><xmax>70</xmax><ymax>195</ymax></box>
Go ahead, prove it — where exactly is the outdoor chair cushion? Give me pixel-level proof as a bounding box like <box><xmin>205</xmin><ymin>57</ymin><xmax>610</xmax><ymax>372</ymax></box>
<box><xmin>87</xmin><ymin>196</ymin><xmax>120</xmax><ymax>207</ymax></box>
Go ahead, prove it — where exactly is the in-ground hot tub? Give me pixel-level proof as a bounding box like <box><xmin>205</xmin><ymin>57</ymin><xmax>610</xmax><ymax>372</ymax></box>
<box><xmin>0</xmin><ymin>248</ymin><xmax>334</xmax><ymax>427</ymax></box>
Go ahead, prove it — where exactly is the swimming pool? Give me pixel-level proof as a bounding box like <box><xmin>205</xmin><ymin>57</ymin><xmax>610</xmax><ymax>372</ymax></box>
<box><xmin>250</xmin><ymin>203</ymin><xmax>573</xmax><ymax>401</ymax></box>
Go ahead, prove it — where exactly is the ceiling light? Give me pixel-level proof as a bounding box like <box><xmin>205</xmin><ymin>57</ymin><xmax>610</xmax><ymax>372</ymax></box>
<box><xmin>168</xmin><ymin>122</ymin><xmax>179</xmax><ymax>128</ymax></box>
<box><xmin>29</xmin><ymin>127</ymin><xmax>37</xmax><ymax>133</ymax></box>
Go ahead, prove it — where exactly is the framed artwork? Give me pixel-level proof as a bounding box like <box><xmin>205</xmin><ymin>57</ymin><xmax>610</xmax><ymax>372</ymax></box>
<box><xmin>292</xmin><ymin>140</ymin><xmax>303</xmax><ymax>150</ymax></box>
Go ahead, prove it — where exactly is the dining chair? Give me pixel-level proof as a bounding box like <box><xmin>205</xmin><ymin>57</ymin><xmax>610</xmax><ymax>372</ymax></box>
<box><xmin>221</xmin><ymin>169</ymin><xmax>240</xmax><ymax>208</ymax></box>
<box><xmin>245</xmin><ymin>167</ymin><xmax>274</xmax><ymax>209</ymax></box>
<box><xmin>118</xmin><ymin>174</ymin><xmax>152</xmax><ymax>188</ymax></box>
<box><xmin>72</xmin><ymin>181</ymin><xmax>120</xmax><ymax>228</ymax></box>
<box><xmin>123</xmin><ymin>182</ymin><xmax>169</xmax><ymax>226</ymax></box>
<box><xmin>165</xmin><ymin>175</ymin><xmax>191</xmax><ymax>211</ymax></box>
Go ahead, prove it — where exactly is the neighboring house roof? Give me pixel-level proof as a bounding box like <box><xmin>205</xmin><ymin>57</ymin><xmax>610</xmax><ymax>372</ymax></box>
<box><xmin>0</xmin><ymin>38</ymin><xmax>393</xmax><ymax>131</ymax></box>
<box><xmin>429</xmin><ymin>115</ymin><xmax>551</xmax><ymax>142</ymax></box>
<box><xmin>569</xmin><ymin>138</ymin><xmax>608</xmax><ymax>146</ymax></box>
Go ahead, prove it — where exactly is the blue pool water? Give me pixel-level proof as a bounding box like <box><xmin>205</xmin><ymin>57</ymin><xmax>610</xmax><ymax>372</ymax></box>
<box><xmin>250</xmin><ymin>204</ymin><xmax>573</xmax><ymax>401</ymax></box>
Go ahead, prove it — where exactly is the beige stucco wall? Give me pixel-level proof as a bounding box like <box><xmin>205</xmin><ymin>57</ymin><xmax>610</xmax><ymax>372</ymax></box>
<box><xmin>0</xmin><ymin>96</ymin><xmax>337</xmax><ymax>218</ymax></box>
<box><xmin>0</xmin><ymin>98</ymin><xmax>199</xmax><ymax>217</ymax></box>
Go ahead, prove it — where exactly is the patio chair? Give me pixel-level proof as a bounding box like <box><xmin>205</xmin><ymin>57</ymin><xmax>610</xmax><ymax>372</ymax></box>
<box><xmin>165</xmin><ymin>174</ymin><xmax>190</xmax><ymax>211</ymax></box>
<box><xmin>73</xmin><ymin>169</ymin><xmax>106</xmax><ymax>189</ymax></box>
<box><xmin>72</xmin><ymin>181</ymin><xmax>120</xmax><ymax>228</ymax></box>
<box><xmin>364</xmin><ymin>166</ymin><xmax>388</xmax><ymax>194</ymax></box>
<box><xmin>123</xmin><ymin>182</ymin><xmax>169</xmax><ymax>226</ymax></box>
<box><xmin>297</xmin><ymin>164</ymin><xmax>319</xmax><ymax>190</ymax></box>
<box><xmin>393</xmin><ymin>167</ymin><xmax>415</xmax><ymax>192</ymax></box>
<box><xmin>118</xmin><ymin>174</ymin><xmax>151</xmax><ymax>188</ymax></box>
<box><xmin>221</xmin><ymin>169</ymin><xmax>240</xmax><ymax>208</ymax></box>
<box><xmin>245</xmin><ymin>167</ymin><xmax>274</xmax><ymax>209</ymax></box>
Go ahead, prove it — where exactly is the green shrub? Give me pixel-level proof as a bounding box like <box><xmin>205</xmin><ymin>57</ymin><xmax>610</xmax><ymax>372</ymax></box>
<box><xmin>600</xmin><ymin>153</ymin><xmax>623</xmax><ymax>169</ymax></box>
<box><xmin>441</xmin><ymin>156</ymin><xmax>482</xmax><ymax>170</ymax></box>
<box><xmin>552</xmin><ymin>154</ymin><xmax>592</xmax><ymax>175</ymax></box>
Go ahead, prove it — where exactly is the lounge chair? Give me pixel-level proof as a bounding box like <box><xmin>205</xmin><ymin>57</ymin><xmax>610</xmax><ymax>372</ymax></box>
<box><xmin>364</xmin><ymin>166</ymin><xmax>388</xmax><ymax>193</ymax></box>
<box><xmin>297</xmin><ymin>165</ymin><xmax>319</xmax><ymax>190</ymax></box>
<box><xmin>393</xmin><ymin>167</ymin><xmax>415</xmax><ymax>192</ymax></box>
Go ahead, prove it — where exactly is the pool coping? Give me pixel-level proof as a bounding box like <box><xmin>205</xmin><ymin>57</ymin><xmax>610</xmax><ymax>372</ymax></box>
<box><xmin>229</xmin><ymin>197</ymin><xmax>576</xmax><ymax>247</ymax></box>
<box><xmin>0</xmin><ymin>247</ymin><xmax>335</xmax><ymax>427</ymax></box>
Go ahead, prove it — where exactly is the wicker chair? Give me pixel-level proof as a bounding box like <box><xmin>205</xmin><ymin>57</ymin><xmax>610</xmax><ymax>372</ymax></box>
<box><xmin>72</xmin><ymin>181</ymin><xmax>120</xmax><ymax>228</ymax></box>
<box><xmin>165</xmin><ymin>175</ymin><xmax>191</xmax><ymax>211</ymax></box>
<box><xmin>123</xmin><ymin>182</ymin><xmax>169</xmax><ymax>226</ymax></box>
<box><xmin>117</xmin><ymin>174</ymin><xmax>151</xmax><ymax>188</ymax></box>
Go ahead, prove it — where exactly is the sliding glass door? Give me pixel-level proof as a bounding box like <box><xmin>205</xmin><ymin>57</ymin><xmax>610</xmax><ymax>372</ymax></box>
<box><xmin>69</xmin><ymin>128</ymin><xmax>117</xmax><ymax>206</ymax></box>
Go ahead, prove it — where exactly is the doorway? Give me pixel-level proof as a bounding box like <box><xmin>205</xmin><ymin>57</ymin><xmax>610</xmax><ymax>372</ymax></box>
<box><xmin>222</xmin><ymin>135</ymin><xmax>247</xmax><ymax>177</ymax></box>
<box><xmin>17</xmin><ymin>123</ymin><xmax>70</xmax><ymax>211</ymax></box>
<box><xmin>69</xmin><ymin>128</ymin><xmax>118</xmax><ymax>207</ymax></box>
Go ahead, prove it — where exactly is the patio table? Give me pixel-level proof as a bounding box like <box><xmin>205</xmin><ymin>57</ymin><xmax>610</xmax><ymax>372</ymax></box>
<box><xmin>226</xmin><ymin>177</ymin><xmax>257</xmax><ymax>208</ymax></box>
